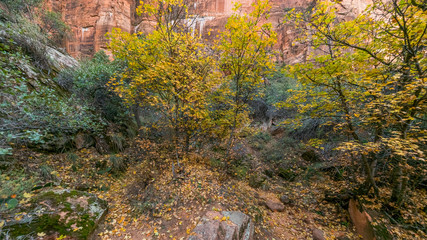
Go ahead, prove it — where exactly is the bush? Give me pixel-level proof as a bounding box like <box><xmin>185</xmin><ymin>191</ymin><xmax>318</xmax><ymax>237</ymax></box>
<box><xmin>264</xmin><ymin>66</ymin><xmax>298</xmax><ymax>105</ymax></box>
<box><xmin>0</xmin><ymin>41</ymin><xmax>105</xmax><ymax>149</ymax></box>
<box><xmin>248</xmin><ymin>131</ymin><xmax>271</xmax><ymax>150</ymax></box>
<box><xmin>40</xmin><ymin>10</ymin><xmax>70</xmax><ymax>46</ymax></box>
<box><xmin>56</xmin><ymin>51</ymin><xmax>128</xmax><ymax>124</ymax></box>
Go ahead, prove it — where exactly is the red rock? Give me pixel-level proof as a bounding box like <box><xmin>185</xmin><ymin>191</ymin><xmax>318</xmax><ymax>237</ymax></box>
<box><xmin>45</xmin><ymin>0</ymin><xmax>137</xmax><ymax>58</ymax></box>
<box><xmin>264</xmin><ymin>199</ymin><xmax>285</xmax><ymax>212</ymax></box>
<box><xmin>348</xmin><ymin>199</ymin><xmax>375</xmax><ymax>240</ymax></box>
<box><xmin>312</xmin><ymin>228</ymin><xmax>326</xmax><ymax>240</ymax></box>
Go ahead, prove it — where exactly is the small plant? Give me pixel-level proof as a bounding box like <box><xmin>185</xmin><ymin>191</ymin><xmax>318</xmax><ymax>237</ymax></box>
<box><xmin>277</xmin><ymin>167</ymin><xmax>297</xmax><ymax>181</ymax></box>
<box><xmin>248</xmin><ymin>173</ymin><xmax>266</xmax><ymax>188</ymax></box>
<box><xmin>232</xmin><ymin>165</ymin><xmax>249</xmax><ymax>180</ymax></box>
<box><xmin>0</xmin><ymin>147</ymin><xmax>12</xmax><ymax>161</ymax></box>
<box><xmin>39</xmin><ymin>164</ymin><xmax>55</xmax><ymax>181</ymax></box>
<box><xmin>249</xmin><ymin>131</ymin><xmax>272</xmax><ymax>150</ymax></box>
<box><xmin>109</xmin><ymin>154</ymin><xmax>126</xmax><ymax>174</ymax></box>
<box><xmin>0</xmin><ymin>170</ymin><xmax>38</xmax><ymax>211</ymax></box>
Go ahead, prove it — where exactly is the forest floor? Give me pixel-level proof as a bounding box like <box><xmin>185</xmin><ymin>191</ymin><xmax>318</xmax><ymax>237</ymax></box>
<box><xmin>8</xmin><ymin>132</ymin><xmax>427</xmax><ymax>240</ymax></box>
<box><xmin>18</xmin><ymin>141</ymin><xmax>357</xmax><ymax>239</ymax></box>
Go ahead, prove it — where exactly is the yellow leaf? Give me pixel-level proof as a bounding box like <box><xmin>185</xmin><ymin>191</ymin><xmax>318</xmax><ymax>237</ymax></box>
<box><xmin>23</xmin><ymin>192</ymin><xmax>33</xmax><ymax>199</ymax></box>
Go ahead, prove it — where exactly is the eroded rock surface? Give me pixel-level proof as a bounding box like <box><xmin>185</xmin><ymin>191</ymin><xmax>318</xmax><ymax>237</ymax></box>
<box><xmin>0</xmin><ymin>188</ymin><xmax>107</xmax><ymax>240</ymax></box>
<box><xmin>188</xmin><ymin>211</ymin><xmax>254</xmax><ymax>240</ymax></box>
<box><xmin>45</xmin><ymin>0</ymin><xmax>137</xmax><ymax>58</ymax></box>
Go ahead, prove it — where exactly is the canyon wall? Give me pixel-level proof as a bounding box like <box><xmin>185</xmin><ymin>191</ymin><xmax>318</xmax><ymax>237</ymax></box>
<box><xmin>45</xmin><ymin>0</ymin><xmax>137</xmax><ymax>58</ymax></box>
<box><xmin>47</xmin><ymin>0</ymin><xmax>371</xmax><ymax>61</ymax></box>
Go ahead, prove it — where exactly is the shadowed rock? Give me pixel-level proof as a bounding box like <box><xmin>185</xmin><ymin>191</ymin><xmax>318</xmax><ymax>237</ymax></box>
<box><xmin>188</xmin><ymin>211</ymin><xmax>254</xmax><ymax>240</ymax></box>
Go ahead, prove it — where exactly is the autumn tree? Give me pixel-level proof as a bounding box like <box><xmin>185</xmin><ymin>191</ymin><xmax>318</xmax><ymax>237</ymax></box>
<box><xmin>108</xmin><ymin>0</ymin><xmax>220</xmax><ymax>175</ymax></box>
<box><xmin>281</xmin><ymin>0</ymin><xmax>426</xmax><ymax>204</ymax></box>
<box><xmin>217</xmin><ymin>0</ymin><xmax>277</xmax><ymax>154</ymax></box>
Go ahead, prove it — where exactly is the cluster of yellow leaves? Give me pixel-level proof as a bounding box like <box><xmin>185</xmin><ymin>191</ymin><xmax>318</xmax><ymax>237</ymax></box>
<box><xmin>107</xmin><ymin>0</ymin><xmax>277</xmax><ymax>158</ymax></box>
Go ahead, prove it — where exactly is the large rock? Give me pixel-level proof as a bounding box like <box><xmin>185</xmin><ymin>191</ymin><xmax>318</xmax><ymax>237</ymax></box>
<box><xmin>348</xmin><ymin>199</ymin><xmax>375</xmax><ymax>240</ymax></box>
<box><xmin>264</xmin><ymin>199</ymin><xmax>285</xmax><ymax>212</ymax></box>
<box><xmin>188</xmin><ymin>211</ymin><xmax>254</xmax><ymax>240</ymax></box>
<box><xmin>312</xmin><ymin>228</ymin><xmax>326</xmax><ymax>240</ymax></box>
<box><xmin>0</xmin><ymin>29</ymin><xmax>78</xmax><ymax>72</ymax></box>
<box><xmin>0</xmin><ymin>188</ymin><xmax>107</xmax><ymax>240</ymax></box>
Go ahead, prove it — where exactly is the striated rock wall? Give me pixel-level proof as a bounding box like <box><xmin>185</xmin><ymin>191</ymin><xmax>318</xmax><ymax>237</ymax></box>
<box><xmin>46</xmin><ymin>0</ymin><xmax>371</xmax><ymax>62</ymax></box>
<box><xmin>45</xmin><ymin>0</ymin><xmax>136</xmax><ymax>58</ymax></box>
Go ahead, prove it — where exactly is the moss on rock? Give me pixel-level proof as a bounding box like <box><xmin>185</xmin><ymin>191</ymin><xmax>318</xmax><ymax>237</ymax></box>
<box><xmin>1</xmin><ymin>188</ymin><xmax>107</xmax><ymax>240</ymax></box>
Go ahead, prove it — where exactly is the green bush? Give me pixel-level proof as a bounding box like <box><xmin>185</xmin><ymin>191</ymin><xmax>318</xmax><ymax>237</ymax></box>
<box><xmin>40</xmin><ymin>10</ymin><xmax>70</xmax><ymax>46</ymax></box>
<box><xmin>264</xmin><ymin>66</ymin><xmax>298</xmax><ymax>105</ymax></box>
<box><xmin>249</xmin><ymin>131</ymin><xmax>271</xmax><ymax>150</ymax></box>
<box><xmin>0</xmin><ymin>42</ymin><xmax>105</xmax><ymax>149</ymax></box>
<box><xmin>56</xmin><ymin>51</ymin><xmax>128</xmax><ymax>124</ymax></box>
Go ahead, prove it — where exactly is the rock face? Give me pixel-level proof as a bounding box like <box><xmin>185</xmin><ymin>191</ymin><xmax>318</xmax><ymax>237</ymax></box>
<box><xmin>45</xmin><ymin>0</ymin><xmax>371</xmax><ymax>61</ymax></box>
<box><xmin>0</xmin><ymin>188</ymin><xmax>108</xmax><ymax>240</ymax></box>
<box><xmin>188</xmin><ymin>211</ymin><xmax>254</xmax><ymax>240</ymax></box>
<box><xmin>45</xmin><ymin>0</ymin><xmax>137</xmax><ymax>58</ymax></box>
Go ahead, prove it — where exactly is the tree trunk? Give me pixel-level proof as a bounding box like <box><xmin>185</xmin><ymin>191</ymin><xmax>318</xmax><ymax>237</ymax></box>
<box><xmin>391</xmin><ymin>165</ymin><xmax>408</xmax><ymax>206</ymax></box>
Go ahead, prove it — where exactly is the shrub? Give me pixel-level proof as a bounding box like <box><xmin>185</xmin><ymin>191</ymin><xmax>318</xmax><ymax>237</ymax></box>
<box><xmin>56</xmin><ymin>51</ymin><xmax>128</xmax><ymax>124</ymax></box>
<box><xmin>40</xmin><ymin>10</ymin><xmax>70</xmax><ymax>46</ymax></box>
<box><xmin>264</xmin><ymin>66</ymin><xmax>298</xmax><ymax>105</ymax></box>
<box><xmin>0</xmin><ymin>41</ymin><xmax>105</xmax><ymax>149</ymax></box>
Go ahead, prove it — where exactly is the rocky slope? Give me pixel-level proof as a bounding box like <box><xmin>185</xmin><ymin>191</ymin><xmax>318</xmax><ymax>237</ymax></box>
<box><xmin>46</xmin><ymin>0</ymin><xmax>371</xmax><ymax>62</ymax></box>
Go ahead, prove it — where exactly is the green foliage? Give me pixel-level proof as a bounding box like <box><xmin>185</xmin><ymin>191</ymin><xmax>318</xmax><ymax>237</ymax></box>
<box><xmin>0</xmin><ymin>147</ymin><xmax>12</xmax><ymax>159</ymax></box>
<box><xmin>248</xmin><ymin>172</ymin><xmax>266</xmax><ymax>188</ymax></box>
<box><xmin>40</xmin><ymin>10</ymin><xmax>70</xmax><ymax>45</ymax></box>
<box><xmin>109</xmin><ymin>154</ymin><xmax>127</xmax><ymax>173</ymax></box>
<box><xmin>248</xmin><ymin>131</ymin><xmax>271</xmax><ymax>151</ymax></box>
<box><xmin>56</xmin><ymin>51</ymin><xmax>128</xmax><ymax>124</ymax></box>
<box><xmin>0</xmin><ymin>41</ymin><xmax>105</xmax><ymax>149</ymax></box>
<box><xmin>0</xmin><ymin>170</ymin><xmax>38</xmax><ymax>211</ymax></box>
<box><xmin>278</xmin><ymin>167</ymin><xmax>297</xmax><ymax>181</ymax></box>
<box><xmin>264</xmin><ymin>66</ymin><xmax>298</xmax><ymax>105</ymax></box>
<box><xmin>232</xmin><ymin>165</ymin><xmax>249</xmax><ymax>180</ymax></box>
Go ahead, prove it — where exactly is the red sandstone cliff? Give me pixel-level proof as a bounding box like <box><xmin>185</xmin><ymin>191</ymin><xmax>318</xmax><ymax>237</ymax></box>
<box><xmin>45</xmin><ymin>0</ymin><xmax>137</xmax><ymax>58</ymax></box>
<box><xmin>46</xmin><ymin>0</ymin><xmax>371</xmax><ymax>61</ymax></box>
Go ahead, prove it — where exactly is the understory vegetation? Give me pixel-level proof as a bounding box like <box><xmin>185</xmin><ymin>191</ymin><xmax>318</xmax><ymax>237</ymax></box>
<box><xmin>0</xmin><ymin>0</ymin><xmax>426</xmax><ymax>239</ymax></box>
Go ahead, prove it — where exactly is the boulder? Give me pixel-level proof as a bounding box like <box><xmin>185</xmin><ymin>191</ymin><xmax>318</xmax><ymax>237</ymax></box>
<box><xmin>264</xmin><ymin>200</ymin><xmax>285</xmax><ymax>212</ymax></box>
<box><xmin>0</xmin><ymin>188</ymin><xmax>107</xmax><ymax>240</ymax></box>
<box><xmin>348</xmin><ymin>199</ymin><xmax>375</xmax><ymax>240</ymax></box>
<box><xmin>188</xmin><ymin>211</ymin><xmax>254</xmax><ymax>240</ymax></box>
<box><xmin>312</xmin><ymin>228</ymin><xmax>326</xmax><ymax>240</ymax></box>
